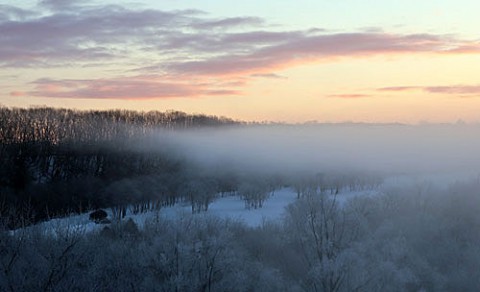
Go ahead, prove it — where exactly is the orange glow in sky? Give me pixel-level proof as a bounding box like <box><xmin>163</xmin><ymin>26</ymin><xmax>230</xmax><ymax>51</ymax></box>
<box><xmin>1</xmin><ymin>0</ymin><xmax>480</xmax><ymax>123</ymax></box>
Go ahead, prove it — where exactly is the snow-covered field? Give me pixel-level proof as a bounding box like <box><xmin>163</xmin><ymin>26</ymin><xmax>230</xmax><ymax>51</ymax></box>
<box><xmin>21</xmin><ymin>186</ymin><xmax>384</xmax><ymax>237</ymax></box>
<box><xmin>17</xmin><ymin>169</ymin><xmax>479</xmax><ymax>238</ymax></box>
<box><xmin>28</xmin><ymin>188</ymin><xmax>297</xmax><ymax>235</ymax></box>
<box><xmin>23</xmin><ymin>170</ymin><xmax>477</xmax><ymax>235</ymax></box>
<box><xmin>163</xmin><ymin>188</ymin><xmax>298</xmax><ymax>226</ymax></box>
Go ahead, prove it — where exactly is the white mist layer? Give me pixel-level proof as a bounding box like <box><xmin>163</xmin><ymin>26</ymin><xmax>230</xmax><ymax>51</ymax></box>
<box><xmin>158</xmin><ymin>124</ymin><xmax>480</xmax><ymax>176</ymax></box>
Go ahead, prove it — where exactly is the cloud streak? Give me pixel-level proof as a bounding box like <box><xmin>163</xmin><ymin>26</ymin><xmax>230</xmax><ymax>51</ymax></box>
<box><xmin>379</xmin><ymin>85</ymin><xmax>480</xmax><ymax>96</ymax></box>
<box><xmin>26</xmin><ymin>76</ymin><xmax>241</xmax><ymax>99</ymax></box>
<box><xmin>3</xmin><ymin>1</ymin><xmax>480</xmax><ymax>100</ymax></box>
<box><xmin>328</xmin><ymin>94</ymin><xmax>371</xmax><ymax>99</ymax></box>
<box><xmin>167</xmin><ymin>33</ymin><xmax>480</xmax><ymax>76</ymax></box>
<box><xmin>3</xmin><ymin>2</ymin><xmax>479</xmax><ymax>69</ymax></box>
<box><xmin>191</xmin><ymin>17</ymin><xmax>264</xmax><ymax>30</ymax></box>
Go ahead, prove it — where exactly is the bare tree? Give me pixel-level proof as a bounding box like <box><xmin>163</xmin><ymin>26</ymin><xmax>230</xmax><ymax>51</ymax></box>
<box><xmin>284</xmin><ymin>190</ymin><xmax>351</xmax><ymax>292</ymax></box>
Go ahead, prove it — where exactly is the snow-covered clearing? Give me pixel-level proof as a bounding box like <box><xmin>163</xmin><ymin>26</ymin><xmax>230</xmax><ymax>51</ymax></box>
<box><xmin>20</xmin><ymin>171</ymin><xmax>477</xmax><ymax>236</ymax></box>
<box><xmin>19</xmin><ymin>186</ymin><xmax>384</xmax><ymax>237</ymax></box>
<box><xmin>22</xmin><ymin>172</ymin><xmax>476</xmax><ymax>237</ymax></box>
<box><xmin>162</xmin><ymin>188</ymin><xmax>299</xmax><ymax>227</ymax></box>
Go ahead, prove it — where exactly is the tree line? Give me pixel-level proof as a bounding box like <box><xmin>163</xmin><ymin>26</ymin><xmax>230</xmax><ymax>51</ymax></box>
<box><xmin>0</xmin><ymin>106</ymin><xmax>239</xmax><ymax>145</ymax></box>
<box><xmin>0</xmin><ymin>106</ymin><xmax>384</xmax><ymax>228</ymax></box>
<box><xmin>0</xmin><ymin>107</ymin><xmax>239</xmax><ymax>227</ymax></box>
<box><xmin>2</xmin><ymin>179</ymin><xmax>480</xmax><ymax>291</ymax></box>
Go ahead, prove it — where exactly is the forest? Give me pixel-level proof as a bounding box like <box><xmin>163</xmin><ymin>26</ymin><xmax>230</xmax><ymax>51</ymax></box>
<box><xmin>2</xmin><ymin>107</ymin><xmax>480</xmax><ymax>291</ymax></box>
<box><xmin>0</xmin><ymin>107</ymin><xmax>240</xmax><ymax>226</ymax></box>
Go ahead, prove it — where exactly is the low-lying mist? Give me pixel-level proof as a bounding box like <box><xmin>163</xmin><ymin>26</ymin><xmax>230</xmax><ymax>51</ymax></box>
<box><xmin>157</xmin><ymin>124</ymin><xmax>480</xmax><ymax>178</ymax></box>
<box><xmin>5</xmin><ymin>114</ymin><xmax>480</xmax><ymax>291</ymax></box>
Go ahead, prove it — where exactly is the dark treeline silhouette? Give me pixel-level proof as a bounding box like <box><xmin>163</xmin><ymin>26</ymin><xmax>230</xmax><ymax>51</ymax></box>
<box><xmin>0</xmin><ymin>106</ymin><xmax>387</xmax><ymax>228</ymax></box>
<box><xmin>0</xmin><ymin>141</ymin><xmax>187</xmax><ymax>227</ymax></box>
<box><xmin>0</xmin><ymin>106</ymin><xmax>239</xmax><ymax>144</ymax></box>
<box><xmin>0</xmin><ymin>107</ymin><xmax>240</xmax><ymax>227</ymax></box>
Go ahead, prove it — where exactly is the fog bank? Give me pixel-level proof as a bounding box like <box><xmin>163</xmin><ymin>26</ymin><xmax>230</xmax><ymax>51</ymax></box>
<box><xmin>159</xmin><ymin>124</ymin><xmax>480</xmax><ymax>176</ymax></box>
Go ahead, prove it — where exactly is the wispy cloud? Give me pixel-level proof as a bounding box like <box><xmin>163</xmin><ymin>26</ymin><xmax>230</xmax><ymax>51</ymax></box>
<box><xmin>9</xmin><ymin>91</ymin><xmax>26</xmax><ymax>97</ymax></box>
<box><xmin>250</xmin><ymin>73</ymin><xmax>287</xmax><ymax>79</ymax></box>
<box><xmin>378</xmin><ymin>85</ymin><xmax>480</xmax><ymax>96</ymax></box>
<box><xmin>0</xmin><ymin>4</ymin><xmax>39</xmax><ymax>20</ymax></box>
<box><xmin>3</xmin><ymin>1</ymin><xmax>480</xmax><ymax>100</ymax></box>
<box><xmin>25</xmin><ymin>76</ymin><xmax>241</xmax><ymax>99</ymax></box>
<box><xmin>191</xmin><ymin>17</ymin><xmax>264</xmax><ymax>30</ymax></box>
<box><xmin>38</xmin><ymin>0</ymin><xmax>86</xmax><ymax>11</ymax></box>
<box><xmin>425</xmin><ymin>85</ymin><xmax>480</xmax><ymax>95</ymax></box>
<box><xmin>328</xmin><ymin>94</ymin><xmax>371</xmax><ymax>99</ymax></box>
<box><xmin>167</xmin><ymin>33</ymin><xmax>480</xmax><ymax>76</ymax></box>
<box><xmin>377</xmin><ymin>86</ymin><xmax>417</xmax><ymax>92</ymax></box>
<box><xmin>0</xmin><ymin>5</ymin><xmax>216</xmax><ymax>67</ymax></box>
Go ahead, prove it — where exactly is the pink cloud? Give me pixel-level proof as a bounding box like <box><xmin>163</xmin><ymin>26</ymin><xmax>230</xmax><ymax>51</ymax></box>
<box><xmin>425</xmin><ymin>85</ymin><xmax>480</xmax><ymax>94</ymax></box>
<box><xmin>168</xmin><ymin>33</ymin><xmax>480</xmax><ymax>76</ymax></box>
<box><xmin>29</xmin><ymin>76</ymin><xmax>241</xmax><ymax>99</ymax></box>
<box><xmin>377</xmin><ymin>86</ymin><xmax>418</xmax><ymax>92</ymax></box>
<box><xmin>378</xmin><ymin>85</ymin><xmax>480</xmax><ymax>96</ymax></box>
<box><xmin>3</xmin><ymin>2</ymin><xmax>479</xmax><ymax>74</ymax></box>
<box><xmin>250</xmin><ymin>73</ymin><xmax>287</xmax><ymax>79</ymax></box>
<box><xmin>328</xmin><ymin>94</ymin><xmax>371</xmax><ymax>99</ymax></box>
<box><xmin>9</xmin><ymin>91</ymin><xmax>26</xmax><ymax>97</ymax></box>
<box><xmin>4</xmin><ymin>2</ymin><xmax>480</xmax><ymax>101</ymax></box>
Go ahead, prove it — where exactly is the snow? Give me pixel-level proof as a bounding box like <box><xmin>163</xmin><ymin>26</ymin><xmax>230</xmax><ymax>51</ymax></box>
<box><xmin>16</xmin><ymin>187</ymin><xmax>382</xmax><ymax>236</ymax></box>
<box><xmin>15</xmin><ymin>188</ymin><xmax>296</xmax><ymax>235</ymax></box>
<box><xmin>334</xmin><ymin>189</ymin><xmax>381</xmax><ymax>206</ymax></box>
<box><xmin>70</xmin><ymin>172</ymin><xmax>474</xmax><ymax>232</ymax></box>
<box><xmin>207</xmin><ymin>188</ymin><xmax>297</xmax><ymax>226</ymax></box>
<box><xmin>133</xmin><ymin>188</ymin><xmax>298</xmax><ymax>228</ymax></box>
<box><xmin>28</xmin><ymin>173</ymin><xmax>474</xmax><ymax>236</ymax></box>
<box><xmin>10</xmin><ymin>212</ymin><xmax>98</xmax><ymax>237</ymax></box>
<box><xmin>137</xmin><ymin>187</ymin><xmax>378</xmax><ymax>228</ymax></box>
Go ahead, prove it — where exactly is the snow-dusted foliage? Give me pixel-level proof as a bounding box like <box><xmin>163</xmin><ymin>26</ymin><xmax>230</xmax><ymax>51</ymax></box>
<box><xmin>2</xmin><ymin>179</ymin><xmax>480</xmax><ymax>291</ymax></box>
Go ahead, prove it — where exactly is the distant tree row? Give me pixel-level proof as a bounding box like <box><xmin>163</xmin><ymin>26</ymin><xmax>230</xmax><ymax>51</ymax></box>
<box><xmin>0</xmin><ymin>135</ymin><xmax>288</xmax><ymax>227</ymax></box>
<box><xmin>0</xmin><ymin>132</ymin><xmax>384</xmax><ymax>227</ymax></box>
<box><xmin>0</xmin><ymin>107</ymin><xmax>242</xmax><ymax>227</ymax></box>
<box><xmin>0</xmin><ymin>106</ymin><xmax>385</xmax><ymax>228</ymax></box>
<box><xmin>290</xmin><ymin>172</ymin><xmax>383</xmax><ymax>198</ymax></box>
<box><xmin>0</xmin><ymin>106</ymin><xmax>239</xmax><ymax>144</ymax></box>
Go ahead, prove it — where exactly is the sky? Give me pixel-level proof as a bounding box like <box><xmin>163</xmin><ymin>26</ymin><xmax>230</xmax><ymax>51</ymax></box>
<box><xmin>1</xmin><ymin>0</ymin><xmax>480</xmax><ymax>123</ymax></box>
